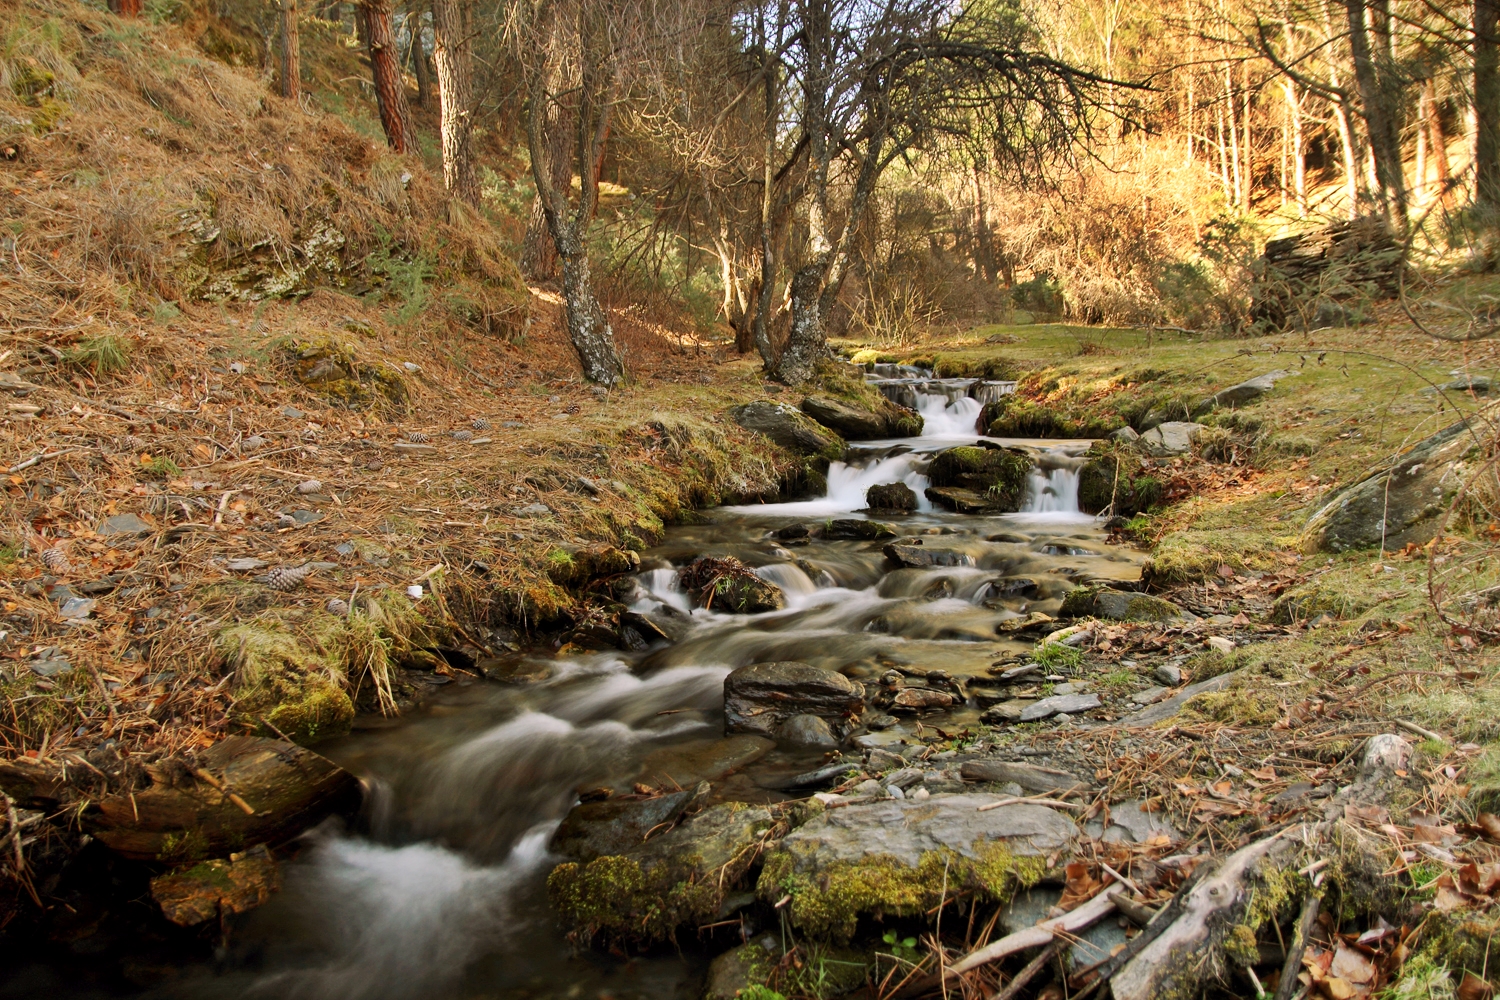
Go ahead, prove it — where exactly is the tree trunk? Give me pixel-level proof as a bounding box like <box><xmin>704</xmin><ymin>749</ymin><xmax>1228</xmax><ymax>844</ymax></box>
<box><xmin>279</xmin><ymin>0</ymin><xmax>301</xmax><ymax>102</ymax></box>
<box><xmin>521</xmin><ymin>41</ymin><xmax>573</xmax><ymax>281</ymax></box>
<box><xmin>1415</xmin><ymin>81</ymin><xmax>1429</xmax><ymax>206</ymax></box>
<box><xmin>1428</xmin><ymin>78</ymin><xmax>1455</xmax><ymax>209</ymax></box>
<box><xmin>1477</xmin><ymin>0</ymin><xmax>1500</xmax><ymax>207</ymax></box>
<box><xmin>109</xmin><ymin>0</ymin><xmax>142</xmax><ymax>15</ymax></box>
<box><xmin>355</xmin><ymin>2</ymin><xmax>368</xmax><ymax>45</ymax></box>
<box><xmin>1346</xmin><ymin>0</ymin><xmax>1407</xmax><ymax>224</ymax></box>
<box><xmin>409</xmin><ymin>11</ymin><xmax>433</xmax><ymax>111</ymax></box>
<box><xmin>1282</xmin><ymin>78</ymin><xmax>1306</xmax><ymax>216</ymax></box>
<box><xmin>559</xmin><ymin>243</ymin><xmax>623</xmax><ymax>386</ymax></box>
<box><xmin>752</xmin><ymin>14</ymin><xmax>778</xmax><ymax>370</ymax></box>
<box><xmin>431</xmin><ymin>0</ymin><xmax>477</xmax><ymax>207</ymax></box>
<box><xmin>779</xmin><ymin>264</ymin><xmax>828</xmax><ymax>387</ymax></box>
<box><xmin>363</xmin><ymin>0</ymin><xmax>418</xmax><ymax>154</ymax></box>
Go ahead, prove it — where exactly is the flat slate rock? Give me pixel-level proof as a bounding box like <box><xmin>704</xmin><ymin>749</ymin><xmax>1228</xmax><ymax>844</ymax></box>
<box><xmin>98</xmin><ymin>513</ymin><xmax>153</xmax><ymax>536</ymax></box>
<box><xmin>1019</xmin><ymin>693</ymin><xmax>1101</xmax><ymax>722</ymax></box>
<box><xmin>637</xmin><ymin>736</ymin><xmax>774</xmax><ymax>787</ymax></box>
<box><xmin>1117</xmin><ymin>669</ymin><xmax>1242</xmax><ymax>727</ymax></box>
<box><xmin>550</xmin><ymin>783</ymin><xmax>708</xmax><ymax>862</ymax></box>
<box><xmin>777</xmin><ymin>795</ymin><xmax>1076</xmax><ymax>871</ymax></box>
<box><xmin>960</xmin><ymin>760</ymin><xmax>1087</xmax><ymax>792</ymax></box>
<box><xmin>724</xmin><ymin>661</ymin><xmax>864</xmax><ymax>737</ymax></box>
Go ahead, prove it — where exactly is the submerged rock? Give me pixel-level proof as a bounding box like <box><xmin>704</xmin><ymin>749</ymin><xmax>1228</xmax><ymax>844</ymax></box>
<box><xmin>548</xmin><ymin>801</ymin><xmax>779</xmax><ymax>943</ymax></box>
<box><xmin>724</xmin><ymin>661</ymin><xmax>865</xmax><ymax>737</ymax></box>
<box><xmin>865</xmin><ymin>482</ymin><xmax>918</xmax><ymax>512</ymax></box>
<box><xmin>89</xmin><ymin>736</ymin><xmax>360</xmax><ymax>862</ymax></box>
<box><xmin>883</xmin><ymin>542</ymin><xmax>976</xmax><ymax>568</ymax></box>
<box><xmin>637</xmin><ymin>736</ymin><xmax>774</xmax><ymax>787</ymax></box>
<box><xmin>727</xmin><ymin>400</ymin><xmax>843</xmax><ymax>457</ymax></box>
<box><xmin>1301</xmin><ymin>419</ymin><xmax>1476</xmax><ymax>551</ymax></box>
<box><xmin>757</xmin><ymin>796</ymin><xmax>1074</xmax><ymax>938</ymax></box>
<box><xmin>823</xmin><ymin>518</ymin><xmax>898</xmax><ymax>540</ymax></box>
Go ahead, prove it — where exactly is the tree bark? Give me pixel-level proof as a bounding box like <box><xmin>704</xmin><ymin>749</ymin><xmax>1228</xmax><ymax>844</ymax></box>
<box><xmin>431</xmin><ymin>0</ymin><xmax>478</xmax><ymax>207</ymax></box>
<box><xmin>779</xmin><ymin>263</ymin><xmax>828</xmax><ymax>387</ymax></box>
<box><xmin>409</xmin><ymin>11</ymin><xmax>433</xmax><ymax>111</ymax></box>
<box><xmin>109</xmin><ymin>0</ymin><xmax>142</xmax><ymax>16</ymax></box>
<box><xmin>1282</xmin><ymin>78</ymin><xmax>1306</xmax><ymax>216</ymax></box>
<box><xmin>1427</xmin><ymin>78</ymin><xmax>1454</xmax><ymax>209</ymax></box>
<box><xmin>363</xmin><ymin>0</ymin><xmax>419</xmax><ymax>154</ymax></box>
<box><xmin>279</xmin><ymin>0</ymin><xmax>301</xmax><ymax>102</ymax></box>
<box><xmin>1346</xmin><ymin>0</ymin><xmax>1406</xmax><ymax>224</ymax></box>
<box><xmin>752</xmin><ymin>10</ymin><xmax>778</xmax><ymax>369</ymax></box>
<box><xmin>1477</xmin><ymin>0</ymin><xmax>1500</xmax><ymax>207</ymax></box>
<box><xmin>521</xmin><ymin>23</ymin><xmax>573</xmax><ymax>281</ymax></box>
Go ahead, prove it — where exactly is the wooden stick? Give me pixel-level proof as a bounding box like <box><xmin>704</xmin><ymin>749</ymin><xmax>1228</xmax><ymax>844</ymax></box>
<box><xmin>1272</xmin><ymin>893</ymin><xmax>1321</xmax><ymax>1000</ymax></box>
<box><xmin>947</xmin><ymin>889</ymin><xmax>1117</xmax><ymax>976</ymax></box>
<box><xmin>977</xmin><ymin>793</ymin><xmax>1087</xmax><ymax>813</ymax></box>
<box><xmin>1395</xmin><ymin>719</ymin><xmax>1445</xmax><ymax>743</ymax></box>
<box><xmin>989</xmin><ymin>939</ymin><xmax>1062</xmax><ymax>1000</ymax></box>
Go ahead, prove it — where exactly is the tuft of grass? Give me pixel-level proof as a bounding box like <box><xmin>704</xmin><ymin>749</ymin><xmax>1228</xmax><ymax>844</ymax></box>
<box><xmin>64</xmin><ymin>334</ymin><xmax>132</xmax><ymax>375</ymax></box>
<box><xmin>1379</xmin><ymin>955</ymin><xmax>1456</xmax><ymax>1000</ymax></box>
<box><xmin>1033</xmin><ymin>642</ymin><xmax>1083</xmax><ymax>672</ymax></box>
<box><xmin>139</xmin><ymin>454</ymin><xmax>181</xmax><ymax>478</ymax></box>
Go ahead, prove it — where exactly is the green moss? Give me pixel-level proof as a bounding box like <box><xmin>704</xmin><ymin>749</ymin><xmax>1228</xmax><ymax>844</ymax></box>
<box><xmin>279</xmin><ymin>339</ymin><xmax>409</xmax><ymax>414</ymax></box>
<box><xmin>926</xmin><ymin>446</ymin><xmax>1031</xmax><ymax>508</ymax></box>
<box><xmin>983</xmin><ymin>395</ymin><xmax>1122</xmax><ymax>438</ymax></box>
<box><xmin>1144</xmin><ymin>528</ymin><xmax>1285</xmax><ymax>585</ymax></box>
<box><xmin>156</xmin><ymin>828</ymin><xmax>211</xmax><ymax>864</ymax></box>
<box><xmin>1182</xmin><ymin>686</ymin><xmax>1279</xmax><ymax>726</ymax></box>
<box><xmin>1271</xmin><ymin>580</ymin><xmax>1374</xmax><ymax>624</ymax></box>
<box><xmin>756</xmin><ymin>845</ymin><xmax>1045</xmax><ymax>941</ymax></box>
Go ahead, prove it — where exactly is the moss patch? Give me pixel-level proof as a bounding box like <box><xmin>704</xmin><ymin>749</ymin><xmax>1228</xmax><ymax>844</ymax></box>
<box><xmin>926</xmin><ymin>446</ymin><xmax>1032</xmax><ymax>509</ymax></box>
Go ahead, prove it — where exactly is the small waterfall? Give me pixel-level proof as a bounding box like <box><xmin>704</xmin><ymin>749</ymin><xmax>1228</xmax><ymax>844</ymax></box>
<box><xmin>1021</xmin><ymin>463</ymin><xmax>1082</xmax><ymax>514</ymax></box>
<box><xmin>724</xmin><ymin>450</ymin><xmax>931</xmax><ymax>516</ymax></box>
<box><xmin>916</xmin><ymin>392</ymin><xmax>983</xmax><ymax>437</ymax></box>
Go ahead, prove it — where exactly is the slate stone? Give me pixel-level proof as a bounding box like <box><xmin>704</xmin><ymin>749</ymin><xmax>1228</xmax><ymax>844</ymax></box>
<box><xmin>98</xmin><ymin>513</ymin><xmax>153</xmax><ymax>536</ymax></box>
<box><xmin>549</xmin><ymin>784</ymin><xmax>707</xmax><ymax>862</ymax></box>
<box><xmin>1019</xmin><ymin>693</ymin><xmax>1102</xmax><ymax>722</ymax></box>
<box><xmin>1192</xmin><ymin>371</ymin><xmax>1294</xmax><ymax>416</ymax></box>
<box><xmin>960</xmin><ymin>760</ymin><xmax>1087</xmax><ymax>792</ymax></box>
<box><xmin>883</xmin><ymin>543</ymin><xmax>976</xmax><ymax>568</ymax></box>
<box><xmin>1102</xmin><ymin>799</ymin><xmax>1180</xmax><ymax>843</ymax></box>
<box><xmin>724</xmin><ymin>661</ymin><xmax>864</xmax><ymax>737</ymax></box>
<box><xmin>1137</xmin><ymin>421</ymin><xmax>1205</xmax><ymax>457</ymax></box>
<box><xmin>728</xmin><ymin>400</ymin><xmax>842</xmax><ymax>456</ymax></box>
<box><xmin>776</xmin><ymin>714</ymin><xmax>839</xmax><ymax>748</ymax></box>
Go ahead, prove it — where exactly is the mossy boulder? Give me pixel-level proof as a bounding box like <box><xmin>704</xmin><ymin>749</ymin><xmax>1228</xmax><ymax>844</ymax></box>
<box><xmin>1077</xmin><ymin>447</ymin><xmax>1162</xmax><ymax>516</ymax></box>
<box><xmin>547</xmin><ymin>801</ymin><xmax>779</xmax><ymax>944</ymax></box>
<box><xmin>728</xmin><ymin>400</ymin><xmax>844</xmax><ymax>460</ymax></box>
<box><xmin>800</xmin><ymin>393</ymin><xmax>922</xmax><ymax>440</ymax></box>
<box><xmin>756</xmin><ymin>796</ymin><xmax>1069</xmax><ymax>940</ymax></box>
<box><xmin>865</xmin><ymin>482</ymin><xmax>917</xmax><ymax>512</ymax></box>
<box><xmin>1270</xmin><ymin>581</ymin><xmax>1374</xmax><ymax>624</ymax></box>
<box><xmin>281</xmin><ymin>339</ymin><xmax>409</xmax><ymax>414</ymax></box>
<box><xmin>1060</xmin><ymin>586</ymin><xmax>1194</xmax><ymax>623</ymax></box>
<box><xmin>678</xmin><ymin>556</ymin><xmax>786</xmax><ymax>613</ymax></box>
<box><xmin>925</xmin><ymin>446</ymin><xmax>1032</xmax><ymax>511</ymax></box>
<box><xmin>217</xmin><ymin>621</ymin><xmax>354</xmax><ymax>743</ymax></box>
<box><xmin>982</xmin><ymin>396</ymin><xmax>1122</xmax><ymax>438</ymax></box>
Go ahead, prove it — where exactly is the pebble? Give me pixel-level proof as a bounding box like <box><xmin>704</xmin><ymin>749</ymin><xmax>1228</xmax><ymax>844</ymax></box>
<box><xmin>1153</xmin><ymin>664</ymin><xmax>1183</xmax><ymax>686</ymax></box>
<box><xmin>852</xmin><ymin>779</ymin><xmax>883</xmax><ymax>797</ymax></box>
<box><xmin>1206</xmin><ymin>636</ymin><xmax>1236</xmax><ymax>654</ymax></box>
<box><xmin>887</xmin><ymin>784</ymin><xmax>906</xmax><ymax>799</ymax></box>
<box><xmin>911</xmin><ymin>787</ymin><xmax>930</xmax><ymax>801</ymax></box>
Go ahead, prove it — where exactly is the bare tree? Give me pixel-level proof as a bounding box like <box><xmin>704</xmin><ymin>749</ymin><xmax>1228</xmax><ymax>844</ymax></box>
<box><xmin>432</xmin><ymin>0</ymin><xmax>479</xmax><ymax>206</ymax></box>
<box><xmin>364</xmin><ymin>0</ymin><xmax>420</xmax><ymax>153</ymax></box>
<box><xmin>1345</xmin><ymin>0</ymin><xmax>1407</xmax><ymax>224</ymax></box>
<box><xmin>409</xmin><ymin>8</ymin><xmax>434</xmax><ymax>110</ymax></box>
<box><xmin>280</xmin><ymin>0</ymin><xmax>302</xmax><ymax>102</ymax></box>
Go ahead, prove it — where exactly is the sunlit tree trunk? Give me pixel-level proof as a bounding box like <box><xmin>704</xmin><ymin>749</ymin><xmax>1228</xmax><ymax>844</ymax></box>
<box><xmin>1427</xmin><ymin>78</ymin><xmax>1454</xmax><ymax>209</ymax></box>
<box><xmin>431</xmin><ymin>0</ymin><xmax>478</xmax><ymax>207</ymax></box>
<box><xmin>363</xmin><ymin>0</ymin><xmax>419</xmax><ymax>153</ymax></box>
<box><xmin>1415</xmin><ymin>81</ymin><xmax>1429</xmax><ymax>207</ymax></box>
<box><xmin>1281</xmin><ymin>79</ymin><xmax>1306</xmax><ymax>216</ymax></box>
<box><xmin>1346</xmin><ymin>0</ymin><xmax>1406</xmax><ymax>224</ymax></box>
<box><xmin>279</xmin><ymin>0</ymin><xmax>301</xmax><ymax>102</ymax></box>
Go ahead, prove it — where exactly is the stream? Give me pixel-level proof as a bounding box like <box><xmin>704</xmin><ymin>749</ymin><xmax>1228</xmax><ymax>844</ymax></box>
<box><xmin>6</xmin><ymin>374</ymin><xmax>1145</xmax><ymax>1000</ymax></box>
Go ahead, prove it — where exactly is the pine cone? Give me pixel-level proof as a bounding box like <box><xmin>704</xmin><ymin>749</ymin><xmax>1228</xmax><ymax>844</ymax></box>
<box><xmin>242</xmin><ymin>435</ymin><xmax>267</xmax><ymax>452</ymax></box>
<box><xmin>275</xmin><ymin>512</ymin><xmax>298</xmax><ymax>529</ymax></box>
<box><xmin>451</xmin><ymin>430</ymin><xmax>473</xmax><ymax>442</ymax></box>
<box><xmin>266</xmin><ymin>564</ymin><xmax>312</xmax><ymax>591</ymax></box>
<box><xmin>40</xmin><ymin>546</ymin><xmax>71</xmax><ymax>574</ymax></box>
<box><xmin>406</xmin><ymin>431</ymin><xmax>429</xmax><ymax>443</ymax></box>
<box><xmin>118</xmin><ymin>434</ymin><xmax>146</xmax><ymax>453</ymax></box>
<box><xmin>296</xmin><ymin>479</ymin><xmax>323</xmax><ymax>494</ymax></box>
<box><xmin>471</xmin><ymin>418</ymin><xmax>491</xmax><ymax>431</ymax></box>
<box><xmin>325</xmin><ymin>598</ymin><xmax>350</xmax><ymax>616</ymax></box>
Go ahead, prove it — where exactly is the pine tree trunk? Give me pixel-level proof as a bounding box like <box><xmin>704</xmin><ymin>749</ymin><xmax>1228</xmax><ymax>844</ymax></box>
<box><xmin>279</xmin><ymin>0</ymin><xmax>301</xmax><ymax>102</ymax></box>
<box><xmin>362</xmin><ymin>0</ymin><xmax>418</xmax><ymax>154</ymax></box>
<box><xmin>1477</xmin><ymin>0</ymin><xmax>1500</xmax><ymax>207</ymax></box>
<box><xmin>431</xmin><ymin>0</ymin><xmax>477</xmax><ymax>207</ymax></box>
<box><xmin>409</xmin><ymin>12</ymin><xmax>433</xmax><ymax>111</ymax></box>
<box><xmin>1427</xmin><ymin>79</ymin><xmax>1454</xmax><ymax>208</ymax></box>
<box><xmin>1346</xmin><ymin>0</ymin><xmax>1407</xmax><ymax>223</ymax></box>
<box><xmin>778</xmin><ymin>264</ymin><xmax>827</xmax><ymax>387</ymax></box>
<box><xmin>521</xmin><ymin>110</ymin><xmax>571</xmax><ymax>279</ymax></box>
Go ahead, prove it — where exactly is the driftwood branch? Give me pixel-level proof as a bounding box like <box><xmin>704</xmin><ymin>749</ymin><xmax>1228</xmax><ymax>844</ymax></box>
<box><xmin>1272</xmin><ymin>893</ymin><xmax>1322</xmax><ymax>1000</ymax></box>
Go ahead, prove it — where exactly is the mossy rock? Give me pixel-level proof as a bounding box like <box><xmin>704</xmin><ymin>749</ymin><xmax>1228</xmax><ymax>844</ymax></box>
<box><xmin>1061</xmin><ymin>585</ymin><xmax>1192</xmax><ymax>623</ymax></box>
<box><xmin>218</xmin><ymin>622</ymin><xmax>353</xmax><ymax>743</ymax></box>
<box><xmin>1143</xmin><ymin>528</ymin><xmax>1285</xmax><ymax>586</ymax></box>
<box><xmin>678</xmin><ymin>556</ymin><xmax>785</xmax><ymax>613</ymax></box>
<box><xmin>1077</xmin><ymin>447</ymin><xmax>1160</xmax><ymax>515</ymax></box>
<box><xmin>545</xmin><ymin>544</ymin><xmax>641</xmax><ymax>586</ymax></box>
<box><xmin>982</xmin><ymin>396</ymin><xmax>1122</xmax><ymax>438</ymax></box>
<box><xmin>1270</xmin><ymin>581</ymin><xmax>1373</xmax><ymax>624</ymax></box>
<box><xmin>547</xmin><ymin>802</ymin><xmax>779</xmax><ymax>945</ymax></box>
<box><xmin>278</xmin><ymin>339</ymin><xmax>409</xmax><ymax>414</ymax></box>
<box><xmin>926</xmin><ymin>446</ymin><xmax>1032</xmax><ymax>510</ymax></box>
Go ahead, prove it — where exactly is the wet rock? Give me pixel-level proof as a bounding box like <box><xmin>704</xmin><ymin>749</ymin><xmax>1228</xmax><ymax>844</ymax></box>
<box><xmin>1077</xmin><ymin>449</ymin><xmax>1162</xmax><ymax>516</ymax></box>
<box><xmin>866</xmin><ymin>714</ymin><xmax>899</xmax><ymax>730</ymax></box>
<box><xmin>548</xmin><ymin>801</ymin><xmax>779</xmax><ymax>943</ymax></box>
<box><xmin>550</xmin><ymin>783</ymin><xmax>708</xmax><ymax>862</ymax></box>
<box><xmin>545</xmin><ymin>544</ymin><xmax>641</xmax><ymax>586</ymax></box>
<box><xmin>883</xmin><ymin>542</ymin><xmax>976</xmax><ymax>568</ymax></box>
<box><xmin>1110</xmin><ymin>426</ymin><xmax>1140</xmax><ymax>443</ymax></box>
<box><xmin>1302</xmin><ymin>419</ymin><xmax>1476</xmax><ymax>552</ymax></box>
<box><xmin>994</xmin><ymin>611</ymin><xmax>1055</xmax><ymax>634</ymax></box>
<box><xmin>800</xmin><ymin>393</ymin><xmax>921</xmax><ymax>440</ymax></box>
<box><xmin>960</xmin><ymin>760</ymin><xmax>1087</xmax><ymax>792</ymax></box>
<box><xmin>617</xmin><ymin>610</ymin><xmax>688</xmax><ymax>649</ymax></box>
<box><xmin>705</xmin><ymin>938</ymin><xmax>777</xmax><ymax>1000</ymax></box>
<box><xmin>1360</xmin><ymin>734</ymin><xmax>1413</xmax><ymax>777</ymax></box>
<box><xmin>762</xmin><ymin>761</ymin><xmax>853</xmax><ymax>791</ymax></box>
<box><xmin>1019</xmin><ymin>693</ymin><xmax>1101</xmax><ymax>722</ymax></box>
<box><xmin>777</xmin><ymin>714</ymin><xmax>839</xmax><ymax>747</ymax></box>
<box><xmin>1153</xmin><ymin>663</ymin><xmax>1182</xmax><ymax>686</ymax></box>
<box><xmin>1192</xmin><ymin>371</ymin><xmax>1294</xmax><ymax>416</ymax></box>
<box><xmin>728</xmin><ymin>400</ymin><xmax>843</xmax><ymax>457</ymax></box>
<box><xmin>151</xmin><ymin>850</ymin><xmax>282</xmax><ymax>926</ymax></box>
<box><xmin>637</xmin><ymin>736</ymin><xmax>774</xmax><ymax>787</ymax></box>
<box><xmin>1137</xmin><ymin>421</ymin><xmax>1205</xmax><ymax>457</ymax></box>
<box><xmin>824</xmin><ymin>518</ymin><xmax>898</xmax><ymax>540</ymax></box>
<box><xmin>924</xmin><ymin>486</ymin><xmax>1004</xmax><ymax>514</ymax></box>
<box><xmin>891</xmin><ymin>688</ymin><xmax>955</xmax><ymax>712</ymax></box>
<box><xmin>724</xmin><ymin>662</ymin><xmax>864</xmax><ymax>738</ymax></box>
<box><xmin>759</xmin><ymin>796</ymin><xmax>1076</xmax><ymax>938</ymax></box>
<box><xmin>679</xmin><ymin>556</ymin><xmax>786</xmax><ymax>613</ymax></box>
<box><xmin>866</xmin><ymin>482</ymin><xmax>918</xmax><ymax>512</ymax></box>
<box><xmin>774</xmin><ymin>523</ymin><xmax>811</xmax><ymax>541</ymax></box>
<box><xmin>926</xmin><ymin>446</ymin><xmax>1032</xmax><ymax>510</ymax></box>
<box><xmin>89</xmin><ymin>736</ymin><xmax>360</xmax><ymax>861</ymax></box>
<box><xmin>1061</xmin><ymin>586</ymin><xmax>1195</xmax><ymax>623</ymax></box>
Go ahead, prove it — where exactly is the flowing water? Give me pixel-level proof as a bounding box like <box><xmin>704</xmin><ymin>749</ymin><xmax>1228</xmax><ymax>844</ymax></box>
<box><xmin>6</xmin><ymin>375</ymin><xmax>1144</xmax><ymax>1000</ymax></box>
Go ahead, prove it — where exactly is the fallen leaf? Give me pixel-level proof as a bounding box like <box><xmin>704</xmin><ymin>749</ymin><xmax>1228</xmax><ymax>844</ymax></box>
<box><xmin>1321</xmin><ymin>974</ymin><xmax>1356</xmax><ymax>1000</ymax></box>
<box><xmin>1478</xmin><ymin>814</ymin><xmax>1500</xmax><ymax>842</ymax></box>
<box><xmin>1345</xmin><ymin>803</ymin><xmax>1391</xmax><ymax>827</ymax></box>
<box><xmin>1459</xmin><ymin>972</ymin><xmax>1496</xmax><ymax>1000</ymax></box>
<box><xmin>1331</xmin><ymin>943</ymin><xmax>1376</xmax><ymax>985</ymax></box>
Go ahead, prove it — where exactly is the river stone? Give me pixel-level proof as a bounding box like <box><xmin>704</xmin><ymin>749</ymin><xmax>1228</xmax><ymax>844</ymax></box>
<box><xmin>1192</xmin><ymin>371</ymin><xmax>1293</xmax><ymax>416</ymax></box>
<box><xmin>980</xmin><ymin>700</ymin><xmax>1033</xmax><ymax>723</ymax></box>
<box><xmin>151</xmin><ymin>851</ymin><xmax>281</xmax><ymax>926</ymax></box>
<box><xmin>799</xmin><ymin>394</ymin><xmax>888</xmax><ymax>439</ymax></box>
<box><xmin>824</xmin><ymin>518</ymin><xmax>898</xmax><ymax>540</ymax></box>
<box><xmin>1137</xmin><ymin>421</ymin><xmax>1205</xmax><ymax>457</ymax></box>
<box><xmin>98</xmin><ymin>513</ymin><xmax>153</xmax><ymax>536</ymax></box>
<box><xmin>1062</xmin><ymin>586</ymin><xmax>1194</xmax><ymax>623</ymax></box>
<box><xmin>776</xmin><ymin>714</ymin><xmax>839</xmax><ymax>747</ymax></box>
<box><xmin>724</xmin><ymin>662</ymin><xmax>865</xmax><ymax>737</ymax></box>
<box><xmin>924</xmin><ymin>486</ymin><xmax>1005</xmax><ymax>514</ymax></box>
<box><xmin>1019</xmin><ymin>693</ymin><xmax>1101</xmax><ymax>722</ymax></box>
<box><xmin>550</xmin><ymin>783</ymin><xmax>709</xmax><ymax>862</ymax></box>
<box><xmin>1153</xmin><ymin>663</ymin><xmax>1182</xmax><ymax>686</ymax></box>
<box><xmin>705</xmin><ymin>938</ymin><xmax>778</xmax><ymax>1000</ymax></box>
<box><xmin>883</xmin><ymin>542</ymin><xmax>976</xmax><ymax>568</ymax></box>
<box><xmin>1301</xmin><ymin>419</ymin><xmax>1476</xmax><ymax>552</ymax></box>
<box><xmin>960</xmin><ymin>760</ymin><xmax>1087</xmax><ymax>792</ymax></box>
<box><xmin>637</xmin><ymin>736</ymin><xmax>774</xmax><ymax>787</ymax></box>
<box><xmin>1110</xmin><ymin>426</ymin><xmax>1140</xmax><ymax>443</ymax></box>
<box><xmin>866</xmin><ymin>482</ymin><xmax>918</xmax><ymax>512</ymax></box>
<box><xmin>1360</xmin><ymin>734</ymin><xmax>1413</xmax><ymax>776</ymax></box>
<box><xmin>728</xmin><ymin>400</ymin><xmax>843</xmax><ymax>457</ymax></box>
<box><xmin>1103</xmin><ymin>799</ymin><xmax>1180</xmax><ymax>843</ymax></box>
<box><xmin>88</xmin><ymin>736</ymin><xmax>360</xmax><ymax>861</ymax></box>
<box><xmin>891</xmin><ymin>688</ymin><xmax>955</xmax><ymax>711</ymax></box>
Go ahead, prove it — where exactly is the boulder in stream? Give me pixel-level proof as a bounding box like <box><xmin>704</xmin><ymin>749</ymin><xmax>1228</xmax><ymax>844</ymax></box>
<box><xmin>757</xmin><ymin>796</ymin><xmax>1075</xmax><ymax>939</ymax></box>
<box><xmin>865</xmin><ymin>482</ymin><xmax>917</xmax><ymax>512</ymax></box>
<box><xmin>151</xmin><ymin>850</ymin><xmax>282</xmax><ymax>926</ymax></box>
<box><xmin>89</xmin><ymin>735</ymin><xmax>360</xmax><ymax>861</ymax></box>
<box><xmin>800</xmin><ymin>393</ymin><xmax>922</xmax><ymax>440</ymax></box>
<box><xmin>925</xmin><ymin>446</ymin><xmax>1031</xmax><ymax>510</ymax></box>
<box><xmin>1301</xmin><ymin>418</ymin><xmax>1476</xmax><ymax>551</ymax></box>
<box><xmin>883</xmin><ymin>542</ymin><xmax>976</xmax><ymax>568</ymax></box>
<box><xmin>823</xmin><ymin>518</ymin><xmax>898</xmax><ymax>540</ymax></box>
<box><xmin>724</xmin><ymin>661</ymin><xmax>865</xmax><ymax>737</ymax></box>
<box><xmin>678</xmin><ymin>556</ymin><xmax>785</xmax><ymax>613</ymax></box>
<box><xmin>550</xmin><ymin>782</ymin><xmax>709</xmax><ymax>862</ymax></box>
<box><xmin>727</xmin><ymin>400</ymin><xmax>843</xmax><ymax>458</ymax></box>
